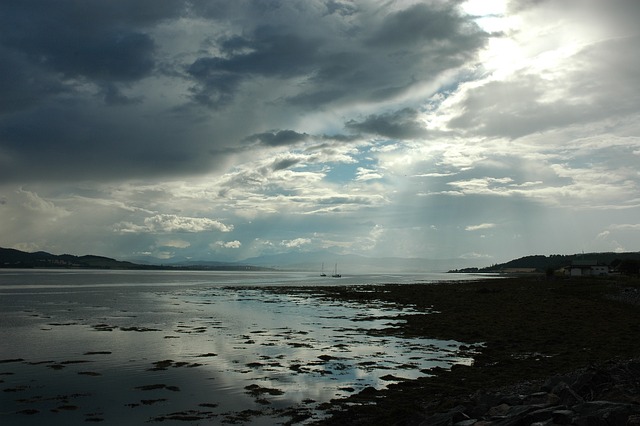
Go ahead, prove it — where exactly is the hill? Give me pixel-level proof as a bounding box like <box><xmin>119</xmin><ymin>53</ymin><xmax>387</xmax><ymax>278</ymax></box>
<box><xmin>0</xmin><ymin>246</ymin><xmax>471</xmax><ymax>272</ymax></box>
<box><xmin>0</xmin><ymin>247</ymin><xmax>271</xmax><ymax>271</ymax></box>
<box><xmin>450</xmin><ymin>252</ymin><xmax>640</xmax><ymax>274</ymax></box>
<box><xmin>0</xmin><ymin>247</ymin><xmax>141</xmax><ymax>269</ymax></box>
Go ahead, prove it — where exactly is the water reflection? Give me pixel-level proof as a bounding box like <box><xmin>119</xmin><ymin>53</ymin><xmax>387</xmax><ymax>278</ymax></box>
<box><xmin>0</xmin><ymin>272</ymin><xmax>477</xmax><ymax>425</ymax></box>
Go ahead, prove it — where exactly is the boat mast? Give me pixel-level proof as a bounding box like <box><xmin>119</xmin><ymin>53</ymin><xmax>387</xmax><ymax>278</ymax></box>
<box><xmin>332</xmin><ymin>262</ymin><xmax>341</xmax><ymax>278</ymax></box>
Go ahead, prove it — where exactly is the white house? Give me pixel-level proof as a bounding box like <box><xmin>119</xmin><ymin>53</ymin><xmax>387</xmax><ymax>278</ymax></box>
<box><xmin>566</xmin><ymin>260</ymin><xmax>609</xmax><ymax>276</ymax></box>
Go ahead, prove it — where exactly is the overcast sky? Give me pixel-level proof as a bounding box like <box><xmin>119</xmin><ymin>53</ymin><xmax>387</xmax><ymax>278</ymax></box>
<box><xmin>1</xmin><ymin>0</ymin><xmax>639</xmax><ymax>266</ymax></box>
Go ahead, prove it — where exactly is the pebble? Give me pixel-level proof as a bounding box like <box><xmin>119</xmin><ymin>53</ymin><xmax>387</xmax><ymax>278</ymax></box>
<box><xmin>420</xmin><ymin>359</ymin><xmax>640</xmax><ymax>425</ymax></box>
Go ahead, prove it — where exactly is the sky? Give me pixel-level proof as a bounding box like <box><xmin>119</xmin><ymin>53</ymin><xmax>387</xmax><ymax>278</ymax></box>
<box><xmin>1</xmin><ymin>0</ymin><xmax>639</xmax><ymax>267</ymax></box>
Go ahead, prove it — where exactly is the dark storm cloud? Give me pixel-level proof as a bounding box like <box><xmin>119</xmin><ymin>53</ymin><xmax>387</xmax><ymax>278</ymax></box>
<box><xmin>0</xmin><ymin>47</ymin><xmax>67</xmax><ymax>113</ymax></box>
<box><xmin>0</xmin><ymin>106</ymin><xmax>212</xmax><ymax>182</ymax></box>
<box><xmin>0</xmin><ymin>0</ymin><xmax>489</xmax><ymax>183</ymax></box>
<box><xmin>0</xmin><ymin>0</ymin><xmax>183</xmax><ymax>85</ymax></box>
<box><xmin>366</xmin><ymin>3</ymin><xmax>471</xmax><ymax>48</ymax></box>
<box><xmin>324</xmin><ymin>0</ymin><xmax>358</xmax><ymax>17</ymax></box>
<box><xmin>0</xmin><ymin>0</ymin><xmax>192</xmax><ymax>182</ymax></box>
<box><xmin>245</xmin><ymin>130</ymin><xmax>309</xmax><ymax>147</ymax></box>
<box><xmin>47</xmin><ymin>30</ymin><xmax>155</xmax><ymax>82</ymax></box>
<box><xmin>187</xmin><ymin>1</ymin><xmax>488</xmax><ymax>109</ymax></box>
<box><xmin>0</xmin><ymin>0</ymin><xmax>187</xmax><ymax>116</ymax></box>
<box><xmin>101</xmin><ymin>84</ymin><xmax>142</xmax><ymax>106</ymax></box>
<box><xmin>188</xmin><ymin>0</ymin><xmax>282</xmax><ymax>20</ymax></box>
<box><xmin>187</xmin><ymin>26</ymin><xmax>322</xmax><ymax>107</ymax></box>
<box><xmin>346</xmin><ymin>108</ymin><xmax>428</xmax><ymax>139</ymax></box>
<box><xmin>272</xmin><ymin>158</ymin><xmax>301</xmax><ymax>171</ymax></box>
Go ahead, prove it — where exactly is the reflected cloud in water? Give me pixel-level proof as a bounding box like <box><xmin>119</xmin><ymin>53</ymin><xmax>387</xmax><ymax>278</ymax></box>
<box><xmin>0</xmin><ymin>271</ymin><xmax>478</xmax><ymax>424</ymax></box>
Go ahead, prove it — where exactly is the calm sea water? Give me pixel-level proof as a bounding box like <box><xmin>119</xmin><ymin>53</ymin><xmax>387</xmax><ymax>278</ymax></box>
<box><xmin>0</xmin><ymin>269</ymin><xmax>482</xmax><ymax>425</ymax></box>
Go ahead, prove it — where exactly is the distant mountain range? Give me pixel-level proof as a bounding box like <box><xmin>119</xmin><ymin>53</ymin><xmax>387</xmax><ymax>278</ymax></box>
<box><xmin>123</xmin><ymin>249</ymin><xmax>479</xmax><ymax>273</ymax></box>
<box><xmin>238</xmin><ymin>250</ymin><xmax>476</xmax><ymax>273</ymax></box>
<box><xmin>0</xmin><ymin>247</ymin><xmax>475</xmax><ymax>273</ymax></box>
<box><xmin>450</xmin><ymin>252</ymin><xmax>640</xmax><ymax>274</ymax></box>
<box><xmin>4</xmin><ymin>246</ymin><xmax>638</xmax><ymax>274</ymax></box>
<box><xmin>0</xmin><ymin>247</ymin><xmax>271</xmax><ymax>271</ymax></box>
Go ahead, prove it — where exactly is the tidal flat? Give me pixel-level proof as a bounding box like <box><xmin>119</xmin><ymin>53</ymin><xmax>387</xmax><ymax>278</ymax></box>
<box><xmin>306</xmin><ymin>275</ymin><xmax>640</xmax><ymax>424</ymax></box>
<box><xmin>4</xmin><ymin>272</ymin><xmax>639</xmax><ymax>425</ymax></box>
<box><xmin>0</xmin><ymin>270</ymin><xmax>476</xmax><ymax>425</ymax></box>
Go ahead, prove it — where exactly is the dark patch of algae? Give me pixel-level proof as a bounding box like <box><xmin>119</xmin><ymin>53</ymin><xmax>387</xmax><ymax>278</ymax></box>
<box><xmin>276</xmin><ymin>275</ymin><xmax>640</xmax><ymax>425</ymax></box>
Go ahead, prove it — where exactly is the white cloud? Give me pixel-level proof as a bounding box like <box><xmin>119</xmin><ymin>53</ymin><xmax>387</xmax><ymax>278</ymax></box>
<box><xmin>154</xmin><ymin>251</ymin><xmax>175</xmax><ymax>260</ymax></box>
<box><xmin>355</xmin><ymin>167</ymin><xmax>383</xmax><ymax>181</ymax></box>
<box><xmin>593</xmin><ymin>230</ymin><xmax>626</xmax><ymax>253</ymax></box>
<box><xmin>159</xmin><ymin>239</ymin><xmax>191</xmax><ymax>249</ymax></box>
<box><xmin>214</xmin><ymin>240</ymin><xmax>242</xmax><ymax>249</ymax></box>
<box><xmin>17</xmin><ymin>189</ymin><xmax>70</xmax><ymax>220</ymax></box>
<box><xmin>465</xmin><ymin>223</ymin><xmax>496</xmax><ymax>231</ymax></box>
<box><xmin>459</xmin><ymin>252</ymin><xmax>492</xmax><ymax>259</ymax></box>
<box><xmin>354</xmin><ymin>224</ymin><xmax>385</xmax><ymax>252</ymax></box>
<box><xmin>281</xmin><ymin>238</ymin><xmax>311</xmax><ymax>248</ymax></box>
<box><xmin>115</xmin><ymin>214</ymin><xmax>233</xmax><ymax>234</ymax></box>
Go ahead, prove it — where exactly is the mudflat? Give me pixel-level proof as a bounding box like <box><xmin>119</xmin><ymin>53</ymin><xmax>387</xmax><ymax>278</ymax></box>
<box><xmin>0</xmin><ymin>275</ymin><xmax>473</xmax><ymax>425</ymax></box>
<box><xmin>288</xmin><ymin>275</ymin><xmax>640</xmax><ymax>424</ymax></box>
<box><xmin>3</xmin><ymin>274</ymin><xmax>639</xmax><ymax>424</ymax></box>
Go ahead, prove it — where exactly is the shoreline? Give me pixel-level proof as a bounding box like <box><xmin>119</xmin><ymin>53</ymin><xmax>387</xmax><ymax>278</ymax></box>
<box><xmin>264</xmin><ymin>275</ymin><xmax>640</xmax><ymax>424</ymax></box>
<box><xmin>3</xmin><ymin>274</ymin><xmax>639</xmax><ymax>424</ymax></box>
<box><xmin>1</xmin><ymin>276</ymin><xmax>469</xmax><ymax>425</ymax></box>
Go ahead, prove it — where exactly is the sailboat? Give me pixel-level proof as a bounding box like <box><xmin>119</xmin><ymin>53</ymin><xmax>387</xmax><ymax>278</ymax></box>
<box><xmin>331</xmin><ymin>263</ymin><xmax>341</xmax><ymax>278</ymax></box>
<box><xmin>320</xmin><ymin>263</ymin><xmax>327</xmax><ymax>277</ymax></box>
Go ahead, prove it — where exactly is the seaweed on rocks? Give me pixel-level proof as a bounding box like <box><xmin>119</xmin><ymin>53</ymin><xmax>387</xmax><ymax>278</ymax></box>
<box><xmin>308</xmin><ymin>276</ymin><xmax>640</xmax><ymax>425</ymax></box>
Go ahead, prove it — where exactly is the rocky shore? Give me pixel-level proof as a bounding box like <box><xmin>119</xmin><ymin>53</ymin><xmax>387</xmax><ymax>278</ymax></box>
<box><xmin>302</xmin><ymin>275</ymin><xmax>640</xmax><ymax>425</ymax></box>
<box><xmin>421</xmin><ymin>359</ymin><xmax>640</xmax><ymax>425</ymax></box>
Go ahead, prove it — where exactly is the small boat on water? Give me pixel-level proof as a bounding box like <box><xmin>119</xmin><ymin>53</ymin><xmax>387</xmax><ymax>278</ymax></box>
<box><xmin>331</xmin><ymin>263</ymin><xmax>341</xmax><ymax>278</ymax></box>
<box><xmin>320</xmin><ymin>263</ymin><xmax>327</xmax><ymax>277</ymax></box>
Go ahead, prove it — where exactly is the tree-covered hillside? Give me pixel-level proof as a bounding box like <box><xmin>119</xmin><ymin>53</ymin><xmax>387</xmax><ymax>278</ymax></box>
<box><xmin>450</xmin><ymin>252</ymin><xmax>640</xmax><ymax>275</ymax></box>
<box><xmin>0</xmin><ymin>247</ymin><xmax>271</xmax><ymax>271</ymax></box>
<box><xmin>0</xmin><ymin>247</ymin><xmax>144</xmax><ymax>269</ymax></box>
